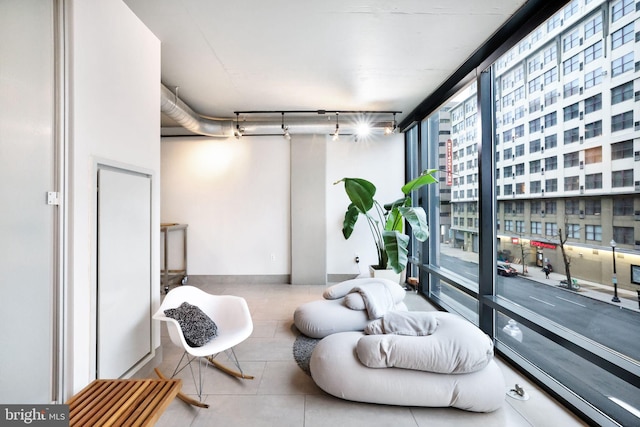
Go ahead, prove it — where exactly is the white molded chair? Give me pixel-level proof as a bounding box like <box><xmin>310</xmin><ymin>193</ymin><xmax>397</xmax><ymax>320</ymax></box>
<box><xmin>153</xmin><ymin>285</ymin><xmax>253</xmax><ymax>400</ymax></box>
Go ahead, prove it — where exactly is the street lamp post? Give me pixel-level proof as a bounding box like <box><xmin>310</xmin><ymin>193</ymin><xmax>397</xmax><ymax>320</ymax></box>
<box><xmin>610</xmin><ymin>239</ymin><xmax>620</xmax><ymax>303</ymax></box>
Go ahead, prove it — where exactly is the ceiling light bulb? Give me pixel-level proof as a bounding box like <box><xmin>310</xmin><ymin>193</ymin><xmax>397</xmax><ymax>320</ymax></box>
<box><xmin>356</xmin><ymin>123</ymin><xmax>371</xmax><ymax>137</ymax></box>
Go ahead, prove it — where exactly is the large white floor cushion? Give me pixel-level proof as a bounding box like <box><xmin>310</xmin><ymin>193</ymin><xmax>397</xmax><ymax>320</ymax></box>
<box><xmin>357</xmin><ymin>312</ymin><xmax>494</xmax><ymax>374</ymax></box>
<box><xmin>310</xmin><ymin>332</ymin><xmax>505</xmax><ymax>412</ymax></box>
<box><xmin>294</xmin><ymin>298</ymin><xmax>407</xmax><ymax>338</ymax></box>
<box><xmin>294</xmin><ymin>278</ymin><xmax>408</xmax><ymax>338</ymax></box>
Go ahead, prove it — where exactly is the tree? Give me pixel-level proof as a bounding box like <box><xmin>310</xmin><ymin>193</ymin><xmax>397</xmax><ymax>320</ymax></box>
<box><xmin>556</xmin><ymin>216</ymin><xmax>577</xmax><ymax>290</ymax></box>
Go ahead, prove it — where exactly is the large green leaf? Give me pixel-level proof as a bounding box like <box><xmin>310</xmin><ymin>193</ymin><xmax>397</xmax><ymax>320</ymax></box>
<box><xmin>401</xmin><ymin>169</ymin><xmax>439</xmax><ymax>195</ymax></box>
<box><xmin>382</xmin><ymin>230</ymin><xmax>410</xmax><ymax>273</ymax></box>
<box><xmin>335</xmin><ymin>178</ymin><xmax>376</xmax><ymax>213</ymax></box>
<box><xmin>384</xmin><ymin>205</ymin><xmax>403</xmax><ymax>233</ymax></box>
<box><xmin>399</xmin><ymin>206</ymin><xmax>429</xmax><ymax>241</ymax></box>
<box><xmin>342</xmin><ymin>203</ymin><xmax>360</xmax><ymax>239</ymax></box>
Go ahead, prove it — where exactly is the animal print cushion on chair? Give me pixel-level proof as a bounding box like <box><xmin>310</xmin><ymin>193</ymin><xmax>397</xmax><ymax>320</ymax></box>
<box><xmin>164</xmin><ymin>301</ymin><xmax>218</xmax><ymax>347</ymax></box>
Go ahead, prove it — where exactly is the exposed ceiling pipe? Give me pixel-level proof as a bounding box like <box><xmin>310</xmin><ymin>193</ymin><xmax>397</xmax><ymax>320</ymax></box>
<box><xmin>160</xmin><ymin>83</ymin><xmax>397</xmax><ymax>137</ymax></box>
<box><xmin>161</xmin><ymin>84</ymin><xmax>233</xmax><ymax>137</ymax></box>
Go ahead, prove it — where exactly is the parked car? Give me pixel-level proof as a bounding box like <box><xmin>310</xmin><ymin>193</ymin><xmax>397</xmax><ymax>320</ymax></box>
<box><xmin>497</xmin><ymin>261</ymin><xmax>518</xmax><ymax>277</ymax></box>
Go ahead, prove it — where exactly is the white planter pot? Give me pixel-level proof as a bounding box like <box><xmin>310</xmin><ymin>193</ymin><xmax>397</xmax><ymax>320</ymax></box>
<box><xmin>368</xmin><ymin>265</ymin><xmax>404</xmax><ymax>285</ymax></box>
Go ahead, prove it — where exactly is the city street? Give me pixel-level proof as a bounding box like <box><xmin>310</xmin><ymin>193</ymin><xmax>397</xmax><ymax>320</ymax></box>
<box><xmin>434</xmin><ymin>250</ymin><xmax>640</xmax><ymax>426</ymax></box>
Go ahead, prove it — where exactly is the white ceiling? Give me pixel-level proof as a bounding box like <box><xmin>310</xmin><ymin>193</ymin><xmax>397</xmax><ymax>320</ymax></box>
<box><xmin>124</xmin><ymin>0</ymin><xmax>527</xmax><ymax>129</ymax></box>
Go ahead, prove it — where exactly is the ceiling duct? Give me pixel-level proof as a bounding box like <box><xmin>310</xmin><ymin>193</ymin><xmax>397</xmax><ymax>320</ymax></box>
<box><xmin>160</xmin><ymin>84</ymin><xmax>399</xmax><ymax>137</ymax></box>
<box><xmin>161</xmin><ymin>84</ymin><xmax>233</xmax><ymax>137</ymax></box>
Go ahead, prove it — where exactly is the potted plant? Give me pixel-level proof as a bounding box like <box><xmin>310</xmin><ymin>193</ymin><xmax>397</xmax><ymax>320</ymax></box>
<box><xmin>334</xmin><ymin>169</ymin><xmax>438</xmax><ymax>278</ymax></box>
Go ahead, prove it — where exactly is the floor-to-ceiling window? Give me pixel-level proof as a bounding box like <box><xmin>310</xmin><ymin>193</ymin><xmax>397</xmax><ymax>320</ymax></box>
<box><xmin>405</xmin><ymin>1</ymin><xmax>639</xmax><ymax>425</ymax></box>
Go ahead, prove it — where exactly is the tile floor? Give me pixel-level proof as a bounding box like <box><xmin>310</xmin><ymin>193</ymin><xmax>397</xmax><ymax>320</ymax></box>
<box><xmin>145</xmin><ymin>282</ymin><xmax>587</xmax><ymax>427</ymax></box>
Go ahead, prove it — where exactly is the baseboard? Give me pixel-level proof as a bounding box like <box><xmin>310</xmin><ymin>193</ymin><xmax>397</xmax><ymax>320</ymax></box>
<box><xmin>327</xmin><ymin>273</ymin><xmax>359</xmax><ymax>283</ymax></box>
<box><xmin>186</xmin><ymin>274</ymin><xmax>291</xmax><ymax>285</ymax></box>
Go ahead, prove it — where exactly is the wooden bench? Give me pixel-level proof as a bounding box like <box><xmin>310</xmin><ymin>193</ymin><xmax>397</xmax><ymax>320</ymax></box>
<box><xmin>66</xmin><ymin>378</ymin><xmax>181</xmax><ymax>427</ymax></box>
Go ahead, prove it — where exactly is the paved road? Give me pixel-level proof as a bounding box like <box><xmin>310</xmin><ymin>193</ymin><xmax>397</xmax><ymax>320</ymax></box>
<box><xmin>437</xmin><ymin>254</ymin><xmax>640</xmax><ymax>425</ymax></box>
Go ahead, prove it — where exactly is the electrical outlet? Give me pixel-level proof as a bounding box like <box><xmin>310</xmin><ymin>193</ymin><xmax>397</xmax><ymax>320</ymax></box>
<box><xmin>270</xmin><ymin>253</ymin><xmax>276</xmax><ymax>261</ymax></box>
<box><xmin>354</xmin><ymin>254</ymin><xmax>360</xmax><ymax>264</ymax></box>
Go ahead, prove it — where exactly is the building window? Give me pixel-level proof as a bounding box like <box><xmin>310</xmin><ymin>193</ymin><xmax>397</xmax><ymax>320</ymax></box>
<box><xmin>504</xmin><ymin>165</ymin><xmax>513</xmax><ymax>178</ymax></box>
<box><xmin>584</xmin><ymin>93</ymin><xmax>602</xmax><ymax>114</ymax></box>
<box><xmin>585</xmin><ymin>173</ymin><xmax>603</xmax><ymax>189</ymax></box>
<box><xmin>611</xmin><ymin>53</ymin><xmax>634</xmax><ymax>77</ymax></box>
<box><xmin>531</xmin><ymin>201</ymin><xmax>542</xmax><ymax>214</ymax></box>
<box><xmin>529</xmin><ymin>98</ymin><xmax>541</xmax><ymax>113</ymax></box>
<box><xmin>584</xmin><ymin>120</ymin><xmax>602</xmax><ymax>139</ymax></box>
<box><xmin>515</xmin><ymin>163</ymin><xmax>525</xmax><ymax>176</ymax></box>
<box><xmin>547</xmin><ymin>179</ymin><xmax>558</xmax><ymax>193</ymax></box>
<box><xmin>567</xmin><ymin>224</ymin><xmax>580</xmax><ymax>239</ymax></box>
<box><xmin>612</xmin><ymin>0</ymin><xmax>633</xmax><ymax>22</ymax></box>
<box><xmin>564</xmin><ymin>103</ymin><xmax>579</xmax><ymax>121</ymax></box>
<box><xmin>585</xmin><ymin>199</ymin><xmax>601</xmax><ymax>215</ymax></box>
<box><xmin>584</xmin><ymin>14</ymin><xmax>602</xmax><ymax>39</ymax></box>
<box><xmin>563</xmin><ymin>54</ymin><xmax>581</xmax><ymax>75</ymax></box>
<box><xmin>544</xmin><ymin>112</ymin><xmax>557</xmax><ymax>128</ymax></box>
<box><xmin>585</xmin><ymin>224</ymin><xmax>602</xmax><ymax>241</ymax></box>
<box><xmin>516</xmin><ymin>183</ymin><xmax>525</xmax><ymax>194</ymax></box>
<box><xmin>611</xmin><ymin>140</ymin><xmax>633</xmax><ymax>160</ymax></box>
<box><xmin>530</xmin><ymin>159</ymin><xmax>541</xmax><ymax>173</ymax></box>
<box><xmin>584</xmin><ymin>68</ymin><xmax>603</xmax><ymax>89</ymax></box>
<box><xmin>611</xmin><ymin>23</ymin><xmax>634</xmax><ymax>50</ymax></box>
<box><xmin>504</xmin><ymin>147</ymin><xmax>513</xmax><ymax>159</ymax></box>
<box><xmin>584</xmin><ymin>41</ymin><xmax>603</xmax><ymax>63</ymax></box>
<box><xmin>505</xmin><ymin>220</ymin><xmax>513</xmax><ymax>231</ymax></box>
<box><xmin>515</xmin><ymin>144</ymin><xmax>525</xmax><ymax>157</ymax></box>
<box><xmin>564</xmin><ymin>127</ymin><xmax>580</xmax><ymax>144</ymax></box>
<box><xmin>545</xmin><ymin>222</ymin><xmax>558</xmax><ymax>236</ymax></box>
<box><xmin>613</xmin><ymin>226</ymin><xmax>634</xmax><ymax>244</ymax></box>
<box><xmin>530</xmin><ymin>139</ymin><xmax>541</xmax><ymax>153</ymax></box>
<box><xmin>544</xmin><ymin>67</ymin><xmax>558</xmax><ymax>85</ymax></box>
<box><xmin>531</xmin><ymin>221</ymin><xmax>542</xmax><ymax>234</ymax></box>
<box><xmin>545</xmin><ymin>134</ymin><xmax>558</xmax><ymax>149</ymax></box>
<box><xmin>584</xmin><ymin>146</ymin><xmax>602</xmax><ymax>164</ymax></box>
<box><xmin>530</xmin><ymin>180</ymin><xmax>542</xmax><ymax>193</ymax></box>
<box><xmin>529</xmin><ymin>118</ymin><xmax>541</xmax><ymax>133</ymax></box>
<box><xmin>564</xmin><ymin>176</ymin><xmax>580</xmax><ymax>191</ymax></box>
<box><xmin>563</xmin><ymin>79</ymin><xmax>580</xmax><ymax>98</ymax></box>
<box><xmin>528</xmin><ymin>76</ymin><xmax>543</xmax><ymax>93</ymax></box>
<box><xmin>563</xmin><ymin>30</ymin><xmax>580</xmax><ymax>52</ymax></box>
<box><xmin>565</xmin><ymin>200</ymin><xmax>580</xmax><ymax>214</ymax></box>
<box><xmin>613</xmin><ymin>198</ymin><xmax>634</xmax><ymax>216</ymax></box>
<box><xmin>611</xmin><ymin>111</ymin><xmax>633</xmax><ymax>132</ymax></box>
<box><xmin>545</xmin><ymin>201</ymin><xmax>557</xmax><ymax>214</ymax></box>
<box><xmin>544</xmin><ymin>89</ymin><xmax>559</xmax><ymax>106</ymax></box>
<box><xmin>564</xmin><ymin>151</ymin><xmax>580</xmax><ymax>167</ymax></box>
<box><xmin>612</xmin><ymin>169</ymin><xmax>633</xmax><ymax>187</ymax></box>
<box><xmin>514</xmin><ymin>125</ymin><xmax>525</xmax><ymax>139</ymax></box>
<box><xmin>504</xmin><ymin>184</ymin><xmax>512</xmax><ymax>195</ymax></box>
<box><xmin>545</xmin><ymin>156</ymin><xmax>558</xmax><ymax>171</ymax></box>
<box><xmin>611</xmin><ymin>81</ymin><xmax>634</xmax><ymax>104</ymax></box>
<box><xmin>516</xmin><ymin>220</ymin><xmax>525</xmax><ymax>233</ymax></box>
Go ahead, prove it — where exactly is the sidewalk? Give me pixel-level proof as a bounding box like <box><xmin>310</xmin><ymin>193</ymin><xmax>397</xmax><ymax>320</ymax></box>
<box><xmin>439</xmin><ymin>244</ymin><xmax>640</xmax><ymax>312</ymax></box>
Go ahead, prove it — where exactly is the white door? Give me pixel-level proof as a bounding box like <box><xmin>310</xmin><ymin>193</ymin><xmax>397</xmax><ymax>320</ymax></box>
<box><xmin>0</xmin><ymin>0</ymin><xmax>58</xmax><ymax>403</ymax></box>
<box><xmin>97</xmin><ymin>167</ymin><xmax>152</xmax><ymax>379</ymax></box>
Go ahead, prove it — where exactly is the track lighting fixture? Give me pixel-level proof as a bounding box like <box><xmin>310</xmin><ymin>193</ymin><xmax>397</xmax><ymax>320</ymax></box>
<box><xmin>281</xmin><ymin>112</ymin><xmax>291</xmax><ymax>140</ymax></box>
<box><xmin>234</xmin><ymin>113</ymin><xmax>244</xmax><ymax>139</ymax></box>
<box><xmin>384</xmin><ymin>113</ymin><xmax>398</xmax><ymax>135</ymax></box>
<box><xmin>230</xmin><ymin>109</ymin><xmax>401</xmax><ymax>138</ymax></box>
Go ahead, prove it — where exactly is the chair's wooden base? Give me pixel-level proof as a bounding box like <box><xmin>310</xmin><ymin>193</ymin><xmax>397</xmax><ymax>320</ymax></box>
<box><xmin>206</xmin><ymin>356</ymin><xmax>255</xmax><ymax>379</ymax></box>
<box><xmin>154</xmin><ymin>368</ymin><xmax>209</xmax><ymax>408</ymax></box>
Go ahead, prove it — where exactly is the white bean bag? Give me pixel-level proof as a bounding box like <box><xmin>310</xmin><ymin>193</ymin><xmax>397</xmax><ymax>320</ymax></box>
<box><xmin>309</xmin><ymin>313</ymin><xmax>505</xmax><ymax>412</ymax></box>
<box><xmin>294</xmin><ymin>278</ymin><xmax>407</xmax><ymax>339</ymax></box>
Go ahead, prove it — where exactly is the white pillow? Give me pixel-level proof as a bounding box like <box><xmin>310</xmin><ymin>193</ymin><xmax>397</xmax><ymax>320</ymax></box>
<box><xmin>356</xmin><ymin>312</ymin><xmax>494</xmax><ymax>374</ymax></box>
<box><xmin>343</xmin><ymin>293</ymin><xmax>366</xmax><ymax>310</ymax></box>
<box><xmin>324</xmin><ymin>278</ymin><xmax>405</xmax><ymax>303</ymax></box>
<box><xmin>364</xmin><ymin>311</ymin><xmax>438</xmax><ymax>336</ymax></box>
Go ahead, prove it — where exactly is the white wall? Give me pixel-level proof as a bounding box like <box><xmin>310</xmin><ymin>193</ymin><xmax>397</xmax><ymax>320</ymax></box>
<box><xmin>68</xmin><ymin>0</ymin><xmax>160</xmax><ymax>395</ymax></box>
<box><xmin>326</xmin><ymin>134</ymin><xmax>405</xmax><ymax>275</ymax></box>
<box><xmin>161</xmin><ymin>136</ymin><xmax>291</xmax><ymax>275</ymax></box>
<box><xmin>160</xmin><ymin>132</ymin><xmax>404</xmax><ymax>281</ymax></box>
